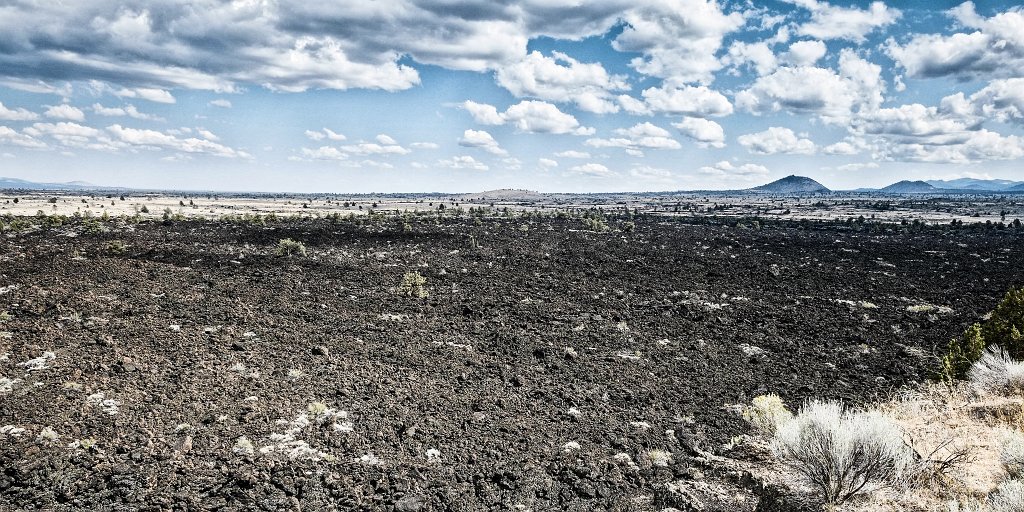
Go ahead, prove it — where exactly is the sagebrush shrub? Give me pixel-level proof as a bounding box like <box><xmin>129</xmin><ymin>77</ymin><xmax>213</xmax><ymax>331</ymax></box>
<box><xmin>772</xmin><ymin>400</ymin><xmax>917</xmax><ymax>505</ymax></box>
<box><xmin>743</xmin><ymin>394</ymin><xmax>793</xmax><ymax>436</ymax></box>
<box><xmin>991</xmin><ymin>479</ymin><xmax>1024</xmax><ymax>512</ymax></box>
<box><xmin>1001</xmin><ymin>430</ymin><xmax>1024</xmax><ymax>480</ymax></box>
<box><xmin>969</xmin><ymin>347</ymin><xmax>1024</xmax><ymax>395</ymax></box>
<box><xmin>398</xmin><ymin>272</ymin><xmax>427</xmax><ymax>298</ymax></box>
<box><xmin>276</xmin><ymin>238</ymin><xmax>306</xmax><ymax>257</ymax></box>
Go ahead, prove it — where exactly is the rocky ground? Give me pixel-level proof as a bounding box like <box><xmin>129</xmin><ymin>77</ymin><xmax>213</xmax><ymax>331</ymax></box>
<box><xmin>1</xmin><ymin>214</ymin><xmax>1021</xmax><ymax>511</ymax></box>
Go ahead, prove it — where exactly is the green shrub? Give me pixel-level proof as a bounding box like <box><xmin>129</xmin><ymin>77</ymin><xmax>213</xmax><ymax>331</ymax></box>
<box><xmin>398</xmin><ymin>271</ymin><xmax>428</xmax><ymax>298</ymax></box>
<box><xmin>105</xmin><ymin>240</ymin><xmax>128</xmax><ymax>255</ymax></box>
<box><xmin>941</xmin><ymin>287</ymin><xmax>1024</xmax><ymax>381</ymax></box>
<box><xmin>941</xmin><ymin>323</ymin><xmax>985</xmax><ymax>381</ymax></box>
<box><xmin>984</xmin><ymin>287</ymin><xmax>1024</xmax><ymax>359</ymax></box>
<box><xmin>276</xmin><ymin>238</ymin><xmax>306</xmax><ymax>257</ymax></box>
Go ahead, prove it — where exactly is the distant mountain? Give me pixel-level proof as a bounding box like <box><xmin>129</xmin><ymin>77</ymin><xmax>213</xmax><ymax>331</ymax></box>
<box><xmin>880</xmin><ymin>180</ymin><xmax>937</xmax><ymax>193</ymax></box>
<box><xmin>1009</xmin><ymin>183</ymin><xmax>1024</xmax><ymax>192</ymax></box>
<box><xmin>925</xmin><ymin>178</ymin><xmax>1023</xmax><ymax>191</ymax></box>
<box><xmin>751</xmin><ymin>175</ymin><xmax>830</xmax><ymax>194</ymax></box>
<box><xmin>0</xmin><ymin>177</ymin><xmax>97</xmax><ymax>191</ymax></box>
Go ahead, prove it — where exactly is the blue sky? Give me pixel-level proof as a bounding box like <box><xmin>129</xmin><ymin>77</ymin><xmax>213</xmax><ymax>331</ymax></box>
<box><xmin>0</xmin><ymin>0</ymin><xmax>1022</xmax><ymax>193</ymax></box>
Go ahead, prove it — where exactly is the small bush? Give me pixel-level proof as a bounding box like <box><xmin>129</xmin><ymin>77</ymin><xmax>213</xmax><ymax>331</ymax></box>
<box><xmin>1001</xmin><ymin>430</ymin><xmax>1024</xmax><ymax>479</ymax></box>
<box><xmin>743</xmin><ymin>393</ymin><xmax>793</xmax><ymax>436</ymax></box>
<box><xmin>969</xmin><ymin>347</ymin><xmax>1024</xmax><ymax>394</ymax></box>
<box><xmin>985</xmin><ymin>288</ymin><xmax>1024</xmax><ymax>360</ymax></box>
<box><xmin>582</xmin><ymin>217</ymin><xmax>608</xmax><ymax>232</ymax></box>
<box><xmin>398</xmin><ymin>272</ymin><xmax>427</xmax><ymax>298</ymax></box>
<box><xmin>943</xmin><ymin>323</ymin><xmax>987</xmax><ymax>381</ymax></box>
<box><xmin>105</xmin><ymin>240</ymin><xmax>128</xmax><ymax>255</ymax></box>
<box><xmin>276</xmin><ymin>238</ymin><xmax>306</xmax><ymax>257</ymax></box>
<box><xmin>772</xmin><ymin>400</ymin><xmax>917</xmax><ymax>505</ymax></box>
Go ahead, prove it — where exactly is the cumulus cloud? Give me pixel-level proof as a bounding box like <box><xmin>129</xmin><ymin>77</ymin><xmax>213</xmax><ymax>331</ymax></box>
<box><xmin>91</xmin><ymin>103</ymin><xmax>161</xmax><ymax>121</ymax></box>
<box><xmin>738</xmin><ymin>127</ymin><xmax>816</xmax><ymax>155</ymax></box>
<box><xmin>612</xmin><ymin>0</ymin><xmax>745</xmax><ymax>84</ymax></box>
<box><xmin>727</xmin><ymin>42</ymin><xmax>777</xmax><ymax>76</ymax></box>
<box><xmin>888</xmin><ymin>2</ymin><xmax>1024</xmax><ymax>80</ymax></box>
<box><xmin>107</xmin><ymin>124</ymin><xmax>248</xmax><ymax>158</ymax></box>
<box><xmin>495</xmin><ymin>51</ymin><xmax>629</xmax><ymax>113</ymax></box>
<box><xmin>439</xmin><ymin>155</ymin><xmax>488</xmax><ymax>170</ymax></box>
<box><xmin>554</xmin><ymin>150</ymin><xmax>591</xmax><ymax>158</ymax></box>
<box><xmin>458</xmin><ymin>129</ymin><xmax>507</xmax><ymax>156</ymax></box>
<box><xmin>0</xmin><ymin>102</ymin><xmax>39</xmax><ymax>121</ymax></box>
<box><xmin>698</xmin><ymin>160</ymin><xmax>770</xmax><ymax>177</ymax></box>
<box><xmin>410</xmin><ymin>142</ymin><xmax>440</xmax><ymax>149</ymax></box>
<box><xmin>304</xmin><ymin>128</ymin><xmax>346</xmax><ymax>141</ymax></box>
<box><xmin>568</xmin><ymin>162</ymin><xmax>614</xmax><ymax>177</ymax></box>
<box><xmin>672</xmin><ymin>117</ymin><xmax>726</xmax><ymax>148</ymax></box>
<box><xmin>585</xmin><ymin>122</ymin><xmax>682</xmax><ymax>154</ymax></box>
<box><xmin>44</xmin><ymin>105</ymin><xmax>85</xmax><ymax>122</ymax></box>
<box><xmin>641</xmin><ymin>85</ymin><xmax>733</xmax><ymax>117</ymax></box>
<box><xmin>782</xmin><ymin>40</ymin><xmax>827</xmax><ymax>66</ymax></box>
<box><xmin>0</xmin><ymin>126</ymin><xmax>47</xmax><ymax>149</ymax></box>
<box><xmin>964</xmin><ymin>78</ymin><xmax>1024</xmax><ymax>125</ymax></box>
<box><xmin>787</xmin><ymin>0</ymin><xmax>900</xmax><ymax>42</ymax></box>
<box><xmin>538</xmin><ymin>157</ymin><xmax>558</xmax><ymax>168</ymax></box>
<box><xmin>735</xmin><ymin>49</ymin><xmax>884</xmax><ymax>123</ymax></box>
<box><xmin>209</xmin><ymin>99</ymin><xmax>232</xmax><ymax>108</ymax></box>
<box><xmin>462</xmin><ymin>100</ymin><xmax>594</xmax><ymax>135</ymax></box>
<box><xmin>114</xmin><ymin>87</ymin><xmax>176</xmax><ymax>104</ymax></box>
<box><xmin>0</xmin><ymin>0</ymin><xmax>749</xmax><ymax>94</ymax></box>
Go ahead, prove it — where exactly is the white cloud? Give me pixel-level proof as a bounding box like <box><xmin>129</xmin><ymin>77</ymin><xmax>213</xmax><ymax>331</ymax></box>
<box><xmin>554</xmin><ymin>150</ymin><xmax>591</xmax><ymax>158</ymax></box>
<box><xmin>641</xmin><ymin>85</ymin><xmax>733</xmax><ymax>117</ymax></box>
<box><xmin>538</xmin><ymin>157</ymin><xmax>558</xmax><ymax>168</ymax></box>
<box><xmin>629</xmin><ymin>165</ymin><xmax>673</xmax><ymax>182</ymax></box>
<box><xmin>107</xmin><ymin>124</ymin><xmax>249</xmax><ymax>158</ymax></box>
<box><xmin>0</xmin><ymin>102</ymin><xmax>39</xmax><ymax>121</ymax></box>
<box><xmin>300</xmin><ymin>146</ymin><xmax>348</xmax><ymax>160</ymax></box>
<box><xmin>375</xmin><ymin>134</ymin><xmax>398</xmax><ymax>145</ymax></box>
<box><xmin>495</xmin><ymin>51</ymin><xmax>629</xmax><ymax>113</ymax></box>
<box><xmin>209</xmin><ymin>99</ymin><xmax>232</xmax><ymax>108</ymax></box>
<box><xmin>738</xmin><ymin>127</ymin><xmax>816</xmax><ymax>155</ymax></box>
<box><xmin>44</xmin><ymin>105</ymin><xmax>85</xmax><ymax>122</ymax></box>
<box><xmin>439</xmin><ymin>155</ymin><xmax>488</xmax><ymax>170</ymax></box>
<box><xmin>727</xmin><ymin>41</ymin><xmax>777</xmax><ymax>76</ymax></box>
<box><xmin>787</xmin><ymin>0</ymin><xmax>900</xmax><ymax>42</ymax></box>
<box><xmin>463</xmin><ymin>100</ymin><xmax>593</xmax><ymax>135</ymax></box>
<box><xmin>735</xmin><ymin>49</ymin><xmax>884</xmax><ymax>123</ymax></box>
<box><xmin>672</xmin><ymin>117</ymin><xmax>725</xmax><ymax>148</ymax></box>
<box><xmin>91</xmin><ymin>103</ymin><xmax>161</xmax><ymax>121</ymax></box>
<box><xmin>874</xmin><ymin>129</ymin><xmax>1024</xmax><ymax>164</ymax></box>
<box><xmin>0</xmin><ymin>126</ymin><xmax>47</xmax><ymax>149</ymax></box>
<box><xmin>617</xmin><ymin>95</ymin><xmax>651</xmax><ymax>115</ymax></box>
<box><xmin>698</xmin><ymin>160</ymin><xmax>769</xmax><ymax>177</ymax></box>
<box><xmin>835</xmin><ymin>162</ymin><xmax>879</xmax><ymax>172</ymax></box>
<box><xmin>462</xmin><ymin>101</ymin><xmax>506</xmax><ymax>125</ymax></box>
<box><xmin>411</xmin><ymin>142</ymin><xmax>440</xmax><ymax>149</ymax></box>
<box><xmin>568</xmin><ymin>162</ymin><xmax>613</xmax><ymax>177</ymax></box>
<box><xmin>115</xmin><ymin>88</ymin><xmax>176</xmax><ymax>104</ymax></box>
<box><xmin>338</xmin><ymin>142</ymin><xmax>410</xmax><ymax>156</ymax></box>
<box><xmin>458</xmin><ymin>129</ymin><xmax>507</xmax><ymax>156</ymax></box>
<box><xmin>782</xmin><ymin>40</ymin><xmax>827</xmax><ymax>66</ymax></box>
<box><xmin>967</xmin><ymin>78</ymin><xmax>1024</xmax><ymax>125</ymax></box>
<box><xmin>585</xmin><ymin>122</ymin><xmax>682</xmax><ymax>153</ymax></box>
<box><xmin>612</xmin><ymin>0</ymin><xmax>745</xmax><ymax>84</ymax></box>
<box><xmin>305</xmin><ymin>128</ymin><xmax>346</xmax><ymax>141</ymax></box>
<box><xmin>823</xmin><ymin>137</ymin><xmax>866</xmax><ymax>155</ymax></box>
<box><xmin>888</xmin><ymin>2</ymin><xmax>1024</xmax><ymax>80</ymax></box>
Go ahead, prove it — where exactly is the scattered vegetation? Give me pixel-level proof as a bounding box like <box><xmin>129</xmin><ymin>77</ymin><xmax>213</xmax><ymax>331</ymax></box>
<box><xmin>398</xmin><ymin>271</ymin><xmax>428</xmax><ymax>298</ymax></box>
<box><xmin>943</xmin><ymin>287</ymin><xmax>1024</xmax><ymax>381</ymax></box>
<box><xmin>105</xmin><ymin>240</ymin><xmax>128</xmax><ymax>255</ymax></box>
<box><xmin>767</xmin><ymin>400</ymin><xmax>917</xmax><ymax>505</ymax></box>
<box><xmin>275</xmin><ymin>238</ymin><xmax>306</xmax><ymax>257</ymax></box>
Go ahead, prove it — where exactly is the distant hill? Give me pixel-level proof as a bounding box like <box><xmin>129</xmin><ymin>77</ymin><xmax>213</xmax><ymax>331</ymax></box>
<box><xmin>880</xmin><ymin>180</ymin><xmax>937</xmax><ymax>193</ymax></box>
<box><xmin>1009</xmin><ymin>183</ymin><xmax>1024</xmax><ymax>192</ymax></box>
<box><xmin>0</xmin><ymin>177</ymin><xmax>97</xmax><ymax>191</ymax></box>
<box><xmin>751</xmin><ymin>175</ymin><xmax>830</xmax><ymax>194</ymax></box>
<box><xmin>925</xmin><ymin>178</ymin><xmax>1023</xmax><ymax>191</ymax></box>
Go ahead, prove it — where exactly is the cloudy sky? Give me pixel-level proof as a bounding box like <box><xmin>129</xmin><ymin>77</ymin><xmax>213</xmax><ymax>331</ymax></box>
<box><xmin>0</xmin><ymin>0</ymin><xmax>1022</xmax><ymax>193</ymax></box>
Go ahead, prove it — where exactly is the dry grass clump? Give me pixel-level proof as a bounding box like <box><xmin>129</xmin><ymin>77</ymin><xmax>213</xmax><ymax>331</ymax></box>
<box><xmin>398</xmin><ymin>271</ymin><xmax>428</xmax><ymax>298</ymax></box>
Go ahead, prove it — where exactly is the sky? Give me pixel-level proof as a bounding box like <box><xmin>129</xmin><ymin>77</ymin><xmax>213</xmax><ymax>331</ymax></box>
<box><xmin>0</xmin><ymin>0</ymin><xmax>1022</xmax><ymax>193</ymax></box>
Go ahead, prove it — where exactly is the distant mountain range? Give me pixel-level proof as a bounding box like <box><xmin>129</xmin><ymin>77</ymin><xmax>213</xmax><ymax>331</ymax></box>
<box><xmin>924</xmin><ymin>178</ymin><xmax>1023</xmax><ymax>191</ymax></box>
<box><xmin>0</xmin><ymin>177</ymin><xmax>98</xmax><ymax>190</ymax></box>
